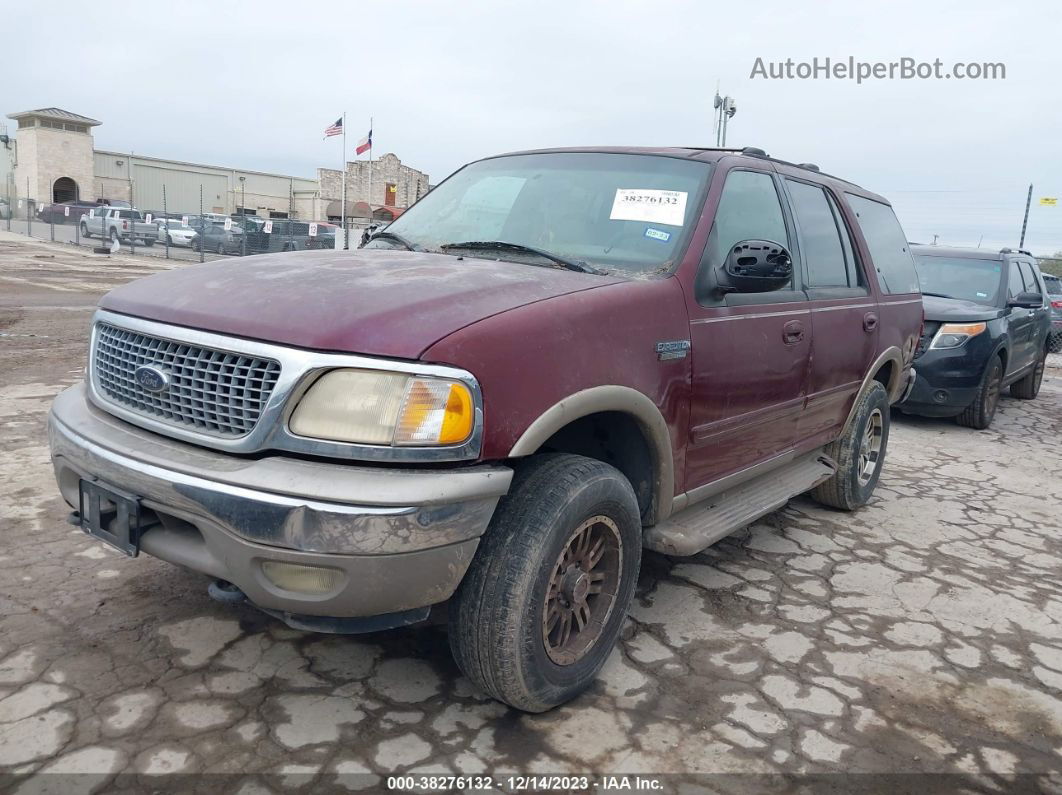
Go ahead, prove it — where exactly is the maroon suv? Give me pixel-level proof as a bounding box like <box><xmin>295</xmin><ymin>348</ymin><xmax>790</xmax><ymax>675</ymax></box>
<box><xmin>48</xmin><ymin>146</ymin><xmax>921</xmax><ymax>711</ymax></box>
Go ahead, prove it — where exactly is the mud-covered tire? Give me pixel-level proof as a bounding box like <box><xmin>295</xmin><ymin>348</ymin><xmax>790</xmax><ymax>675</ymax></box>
<box><xmin>1010</xmin><ymin>343</ymin><xmax>1047</xmax><ymax>400</ymax></box>
<box><xmin>957</xmin><ymin>355</ymin><xmax>1003</xmax><ymax>429</ymax></box>
<box><xmin>448</xmin><ymin>453</ymin><xmax>642</xmax><ymax>712</ymax></box>
<box><xmin>811</xmin><ymin>381</ymin><xmax>890</xmax><ymax>511</ymax></box>
<box><xmin>80</xmin><ymin>222</ymin><xmax>90</xmax><ymax>238</ymax></box>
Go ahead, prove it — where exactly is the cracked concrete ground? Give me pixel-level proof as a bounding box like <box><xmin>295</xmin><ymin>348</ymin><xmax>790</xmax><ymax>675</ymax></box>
<box><xmin>2</xmin><ymin>232</ymin><xmax>1062</xmax><ymax>791</ymax></box>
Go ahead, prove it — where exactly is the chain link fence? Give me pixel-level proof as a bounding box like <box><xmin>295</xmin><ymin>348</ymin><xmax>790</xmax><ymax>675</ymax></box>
<box><xmin>0</xmin><ymin>181</ymin><xmax>344</xmax><ymax>262</ymax></box>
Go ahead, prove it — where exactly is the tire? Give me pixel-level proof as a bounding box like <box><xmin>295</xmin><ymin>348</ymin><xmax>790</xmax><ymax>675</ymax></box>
<box><xmin>1048</xmin><ymin>331</ymin><xmax>1062</xmax><ymax>355</ymax></box>
<box><xmin>80</xmin><ymin>223</ymin><xmax>90</xmax><ymax>238</ymax></box>
<box><xmin>811</xmin><ymin>381</ymin><xmax>890</xmax><ymax>511</ymax></box>
<box><xmin>143</xmin><ymin>238</ymin><xmax>155</xmax><ymax>247</ymax></box>
<box><xmin>448</xmin><ymin>453</ymin><xmax>642</xmax><ymax>712</ymax></box>
<box><xmin>109</xmin><ymin>229</ymin><xmax>119</xmax><ymax>244</ymax></box>
<box><xmin>956</xmin><ymin>354</ymin><xmax>1003</xmax><ymax>429</ymax></box>
<box><xmin>1010</xmin><ymin>343</ymin><xmax>1047</xmax><ymax>399</ymax></box>
<box><xmin>216</xmin><ymin>243</ymin><xmax>225</xmax><ymax>255</ymax></box>
<box><xmin>166</xmin><ymin>234</ymin><xmax>173</xmax><ymax>246</ymax></box>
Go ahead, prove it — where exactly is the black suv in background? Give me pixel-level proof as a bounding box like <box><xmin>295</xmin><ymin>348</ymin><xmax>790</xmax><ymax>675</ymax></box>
<box><xmin>900</xmin><ymin>246</ymin><xmax>1051</xmax><ymax>428</ymax></box>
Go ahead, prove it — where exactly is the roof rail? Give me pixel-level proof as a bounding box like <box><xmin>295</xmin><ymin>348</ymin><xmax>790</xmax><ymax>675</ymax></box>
<box><xmin>798</xmin><ymin>163</ymin><xmax>820</xmax><ymax>172</ymax></box>
<box><xmin>741</xmin><ymin>146</ymin><xmax>769</xmax><ymax>158</ymax></box>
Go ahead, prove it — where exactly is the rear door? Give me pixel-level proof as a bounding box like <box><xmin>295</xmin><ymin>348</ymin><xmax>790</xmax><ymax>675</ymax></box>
<box><xmin>781</xmin><ymin>177</ymin><xmax>877</xmax><ymax>444</ymax></box>
<box><xmin>683</xmin><ymin>167</ymin><xmax>812</xmax><ymax>490</ymax></box>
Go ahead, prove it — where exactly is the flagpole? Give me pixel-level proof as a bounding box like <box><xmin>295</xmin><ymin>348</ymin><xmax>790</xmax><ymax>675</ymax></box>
<box><xmin>340</xmin><ymin>111</ymin><xmax>347</xmax><ymax>249</ymax></box>
<box><xmin>367</xmin><ymin>116</ymin><xmax>373</xmax><ymax>225</ymax></box>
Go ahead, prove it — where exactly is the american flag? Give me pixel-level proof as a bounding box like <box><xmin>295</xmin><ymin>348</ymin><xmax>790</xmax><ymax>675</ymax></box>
<box><xmin>323</xmin><ymin>117</ymin><xmax>343</xmax><ymax>138</ymax></box>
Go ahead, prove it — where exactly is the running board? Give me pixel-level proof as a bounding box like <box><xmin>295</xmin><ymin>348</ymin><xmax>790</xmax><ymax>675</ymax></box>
<box><xmin>644</xmin><ymin>452</ymin><xmax>837</xmax><ymax>556</ymax></box>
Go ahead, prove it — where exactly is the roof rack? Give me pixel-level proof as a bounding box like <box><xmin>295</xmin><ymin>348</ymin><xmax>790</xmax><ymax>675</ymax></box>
<box><xmin>741</xmin><ymin>146</ymin><xmax>769</xmax><ymax>158</ymax></box>
<box><xmin>999</xmin><ymin>247</ymin><xmax>1033</xmax><ymax>256</ymax></box>
<box><xmin>798</xmin><ymin>163</ymin><xmax>820</xmax><ymax>172</ymax></box>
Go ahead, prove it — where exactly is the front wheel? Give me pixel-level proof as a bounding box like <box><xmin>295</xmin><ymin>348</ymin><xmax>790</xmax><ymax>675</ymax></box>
<box><xmin>81</xmin><ymin>223</ymin><xmax>90</xmax><ymax>238</ymax></box>
<box><xmin>448</xmin><ymin>453</ymin><xmax>642</xmax><ymax>712</ymax></box>
<box><xmin>957</xmin><ymin>355</ymin><xmax>1002</xmax><ymax>429</ymax></box>
<box><xmin>811</xmin><ymin>381</ymin><xmax>890</xmax><ymax>510</ymax></box>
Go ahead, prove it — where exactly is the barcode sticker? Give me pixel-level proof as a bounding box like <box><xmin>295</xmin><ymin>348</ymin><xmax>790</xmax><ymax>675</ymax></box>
<box><xmin>610</xmin><ymin>189</ymin><xmax>688</xmax><ymax>227</ymax></box>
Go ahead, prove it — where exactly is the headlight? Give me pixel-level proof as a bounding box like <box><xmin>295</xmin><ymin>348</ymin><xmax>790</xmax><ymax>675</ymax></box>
<box><xmin>289</xmin><ymin>368</ymin><xmax>475</xmax><ymax>446</ymax></box>
<box><xmin>931</xmin><ymin>322</ymin><xmax>987</xmax><ymax>349</ymax></box>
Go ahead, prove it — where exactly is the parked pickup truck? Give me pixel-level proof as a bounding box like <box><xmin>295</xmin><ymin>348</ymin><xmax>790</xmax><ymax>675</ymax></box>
<box><xmin>48</xmin><ymin>146</ymin><xmax>921</xmax><ymax>711</ymax></box>
<box><xmin>79</xmin><ymin>206</ymin><xmax>158</xmax><ymax>245</ymax></box>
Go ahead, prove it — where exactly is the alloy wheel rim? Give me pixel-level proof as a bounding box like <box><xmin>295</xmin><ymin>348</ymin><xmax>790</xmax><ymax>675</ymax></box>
<box><xmin>986</xmin><ymin>363</ymin><xmax>1001</xmax><ymax>418</ymax></box>
<box><xmin>857</xmin><ymin>408</ymin><xmax>883</xmax><ymax>487</ymax></box>
<box><xmin>542</xmin><ymin>515</ymin><xmax>622</xmax><ymax>666</ymax></box>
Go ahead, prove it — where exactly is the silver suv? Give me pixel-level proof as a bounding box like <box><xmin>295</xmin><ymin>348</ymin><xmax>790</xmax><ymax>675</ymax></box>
<box><xmin>1044</xmin><ymin>272</ymin><xmax>1062</xmax><ymax>352</ymax></box>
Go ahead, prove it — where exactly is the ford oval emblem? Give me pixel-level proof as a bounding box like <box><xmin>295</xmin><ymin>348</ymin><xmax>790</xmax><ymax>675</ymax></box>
<box><xmin>134</xmin><ymin>365</ymin><xmax>170</xmax><ymax>393</ymax></box>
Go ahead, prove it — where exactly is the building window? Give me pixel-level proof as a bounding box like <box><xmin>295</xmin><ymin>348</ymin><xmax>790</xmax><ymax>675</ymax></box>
<box><xmin>17</xmin><ymin>118</ymin><xmax>35</xmax><ymax>128</ymax></box>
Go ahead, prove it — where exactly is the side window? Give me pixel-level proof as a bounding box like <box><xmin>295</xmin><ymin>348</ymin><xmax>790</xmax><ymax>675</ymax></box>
<box><xmin>1007</xmin><ymin>262</ymin><xmax>1026</xmax><ymax>299</ymax></box>
<box><xmin>826</xmin><ymin>192</ymin><xmax>863</xmax><ymax>287</ymax></box>
<box><xmin>786</xmin><ymin>179</ymin><xmax>848</xmax><ymax>287</ymax></box>
<box><xmin>704</xmin><ymin>170</ymin><xmax>790</xmax><ymax>278</ymax></box>
<box><xmin>845</xmin><ymin>194</ymin><xmax>919</xmax><ymax>294</ymax></box>
<box><xmin>1018</xmin><ymin>262</ymin><xmax>1041</xmax><ymax>295</ymax></box>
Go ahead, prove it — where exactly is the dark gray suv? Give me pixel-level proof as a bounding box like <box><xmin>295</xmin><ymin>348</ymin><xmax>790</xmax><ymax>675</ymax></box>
<box><xmin>900</xmin><ymin>246</ymin><xmax>1052</xmax><ymax>429</ymax></box>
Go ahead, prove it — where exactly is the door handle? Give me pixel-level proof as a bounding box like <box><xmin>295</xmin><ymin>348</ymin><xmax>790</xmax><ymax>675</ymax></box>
<box><xmin>782</xmin><ymin>320</ymin><xmax>805</xmax><ymax>345</ymax></box>
<box><xmin>863</xmin><ymin>312</ymin><xmax>879</xmax><ymax>332</ymax></box>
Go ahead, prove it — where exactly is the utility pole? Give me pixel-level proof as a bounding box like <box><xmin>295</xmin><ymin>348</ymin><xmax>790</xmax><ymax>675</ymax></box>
<box><xmin>1019</xmin><ymin>183</ymin><xmax>1033</xmax><ymax>249</ymax></box>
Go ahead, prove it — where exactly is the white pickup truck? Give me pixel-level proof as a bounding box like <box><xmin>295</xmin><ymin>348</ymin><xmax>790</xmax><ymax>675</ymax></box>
<box><xmin>79</xmin><ymin>207</ymin><xmax>158</xmax><ymax>246</ymax></box>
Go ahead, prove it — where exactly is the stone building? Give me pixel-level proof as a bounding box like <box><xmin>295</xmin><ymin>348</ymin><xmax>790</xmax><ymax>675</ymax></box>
<box><xmin>2</xmin><ymin>107</ymin><xmax>430</xmax><ymax>223</ymax></box>
<box><xmin>318</xmin><ymin>153</ymin><xmax>430</xmax><ymax>224</ymax></box>
<box><xmin>6</xmin><ymin>108</ymin><xmax>99</xmax><ymax>207</ymax></box>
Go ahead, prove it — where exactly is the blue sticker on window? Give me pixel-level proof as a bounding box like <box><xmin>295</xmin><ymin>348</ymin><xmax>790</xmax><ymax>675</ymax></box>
<box><xmin>644</xmin><ymin>227</ymin><xmax>671</xmax><ymax>242</ymax></box>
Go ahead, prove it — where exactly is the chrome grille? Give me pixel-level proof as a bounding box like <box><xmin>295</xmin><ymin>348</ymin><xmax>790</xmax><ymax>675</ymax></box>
<box><xmin>93</xmin><ymin>323</ymin><xmax>282</xmax><ymax>437</ymax></box>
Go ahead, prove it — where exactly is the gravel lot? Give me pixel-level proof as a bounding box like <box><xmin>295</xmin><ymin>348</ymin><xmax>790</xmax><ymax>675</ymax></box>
<box><xmin>2</xmin><ymin>231</ymin><xmax>1061</xmax><ymax>792</ymax></box>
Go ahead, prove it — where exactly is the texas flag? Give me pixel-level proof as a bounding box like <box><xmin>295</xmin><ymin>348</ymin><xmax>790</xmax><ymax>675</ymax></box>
<box><xmin>355</xmin><ymin>128</ymin><xmax>372</xmax><ymax>155</ymax></box>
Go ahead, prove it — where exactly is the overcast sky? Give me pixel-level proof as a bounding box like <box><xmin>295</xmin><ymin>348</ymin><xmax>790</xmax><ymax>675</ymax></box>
<box><xmin>7</xmin><ymin>0</ymin><xmax>1061</xmax><ymax>253</ymax></box>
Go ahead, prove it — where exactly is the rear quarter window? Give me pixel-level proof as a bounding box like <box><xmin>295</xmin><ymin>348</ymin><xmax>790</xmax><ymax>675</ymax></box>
<box><xmin>845</xmin><ymin>194</ymin><xmax>919</xmax><ymax>294</ymax></box>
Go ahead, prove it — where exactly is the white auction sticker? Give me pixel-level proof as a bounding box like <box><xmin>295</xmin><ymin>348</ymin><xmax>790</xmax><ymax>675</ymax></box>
<box><xmin>308</xmin><ymin>222</ymin><xmax>318</xmax><ymax>237</ymax></box>
<box><xmin>610</xmin><ymin>189</ymin><xmax>688</xmax><ymax>227</ymax></box>
<box><xmin>263</xmin><ymin>220</ymin><xmax>273</xmax><ymax>234</ymax></box>
<box><xmin>64</xmin><ymin>206</ymin><xmax>70</xmax><ymax>217</ymax></box>
<box><xmin>223</xmin><ymin>218</ymin><xmax>232</xmax><ymax>231</ymax></box>
<box><xmin>145</xmin><ymin>213</ymin><xmax>152</xmax><ymax>223</ymax></box>
<box><xmin>181</xmin><ymin>215</ymin><xmax>189</xmax><ymax>226</ymax></box>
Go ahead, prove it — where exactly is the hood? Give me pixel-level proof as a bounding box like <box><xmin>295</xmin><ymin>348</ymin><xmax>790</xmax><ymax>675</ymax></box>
<box><xmin>921</xmin><ymin>294</ymin><xmax>1004</xmax><ymax>323</ymax></box>
<box><xmin>98</xmin><ymin>248</ymin><xmax>621</xmax><ymax>359</ymax></box>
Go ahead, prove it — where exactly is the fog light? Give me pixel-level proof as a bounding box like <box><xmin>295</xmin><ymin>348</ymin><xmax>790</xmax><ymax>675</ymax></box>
<box><xmin>933</xmin><ymin>390</ymin><xmax>949</xmax><ymax>403</ymax></box>
<box><xmin>260</xmin><ymin>561</ymin><xmax>342</xmax><ymax>595</ymax></box>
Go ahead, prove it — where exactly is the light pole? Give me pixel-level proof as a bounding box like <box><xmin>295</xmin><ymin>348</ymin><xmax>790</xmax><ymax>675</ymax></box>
<box><xmin>713</xmin><ymin>92</ymin><xmax>737</xmax><ymax>147</ymax></box>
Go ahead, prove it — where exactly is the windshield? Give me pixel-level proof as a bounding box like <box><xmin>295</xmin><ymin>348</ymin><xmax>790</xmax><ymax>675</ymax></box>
<box><xmin>373</xmin><ymin>152</ymin><xmax>712</xmax><ymax>275</ymax></box>
<box><xmin>913</xmin><ymin>255</ymin><xmax>1003</xmax><ymax>304</ymax></box>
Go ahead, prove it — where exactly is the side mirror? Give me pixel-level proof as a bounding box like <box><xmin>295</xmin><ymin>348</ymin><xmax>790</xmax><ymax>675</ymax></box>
<box><xmin>717</xmin><ymin>240</ymin><xmax>793</xmax><ymax>294</ymax></box>
<box><xmin>1008</xmin><ymin>291</ymin><xmax>1043</xmax><ymax>309</ymax></box>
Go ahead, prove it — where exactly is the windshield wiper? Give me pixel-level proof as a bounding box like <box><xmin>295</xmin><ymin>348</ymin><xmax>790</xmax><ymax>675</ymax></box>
<box><xmin>439</xmin><ymin>240</ymin><xmax>602</xmax><ymax>275</ymax></box>
<box><xmin>367</xmin><ymin>231</ymin><xmax>419</xmax><ymax>251</ymax></box>
<box><xmin>920</xmin><ymin>291</ymin><xmax>955</xmax><ymax>299</ymax></box>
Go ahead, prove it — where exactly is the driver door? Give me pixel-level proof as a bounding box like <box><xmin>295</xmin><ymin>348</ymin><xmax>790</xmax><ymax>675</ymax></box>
<box><xmin>683</xmin><ymin>167</ymin><xmax>812</xmax><ymax>491</ymax></box>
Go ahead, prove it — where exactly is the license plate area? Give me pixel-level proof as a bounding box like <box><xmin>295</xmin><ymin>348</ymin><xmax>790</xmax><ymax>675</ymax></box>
<box><xmin>78</xmin><ymin>479</ymin><xmax>141</xmax><ymax>557</ymax></box>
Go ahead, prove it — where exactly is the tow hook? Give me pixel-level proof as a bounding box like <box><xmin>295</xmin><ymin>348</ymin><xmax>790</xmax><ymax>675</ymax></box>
<box><xmin>208</xmin><ymin>579</ymin><xmax>246</xmax><ymax>604</ymax></box>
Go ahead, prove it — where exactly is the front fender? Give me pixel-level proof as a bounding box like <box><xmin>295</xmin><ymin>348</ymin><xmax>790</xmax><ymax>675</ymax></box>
<box><xmin>508</xmin><ymin>385</ymin><xmax>675</xmax><ymax>524</ymax></box>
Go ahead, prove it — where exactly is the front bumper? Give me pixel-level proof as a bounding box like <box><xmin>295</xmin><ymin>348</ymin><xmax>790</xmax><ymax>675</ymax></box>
<box><xmin>899</xmin><ymin>341</ymin><xmax>989</xmax><ymax>416</ymax></box>
<box><xmin>49</xmin><ymin>384</ymin><xmax>512</xmax><ymax>620</ymax></box>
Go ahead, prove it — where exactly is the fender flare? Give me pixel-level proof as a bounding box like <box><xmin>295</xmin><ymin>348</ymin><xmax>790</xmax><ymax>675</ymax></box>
<box><xmin>508</xmin><ymin>386</ymin><xmax>675</xmax><ymax>524</ymax></box>
<box><xmin>841</xmin><ymin>347</ymin><xmax>904</xmax><ymax>435</ymax></box>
